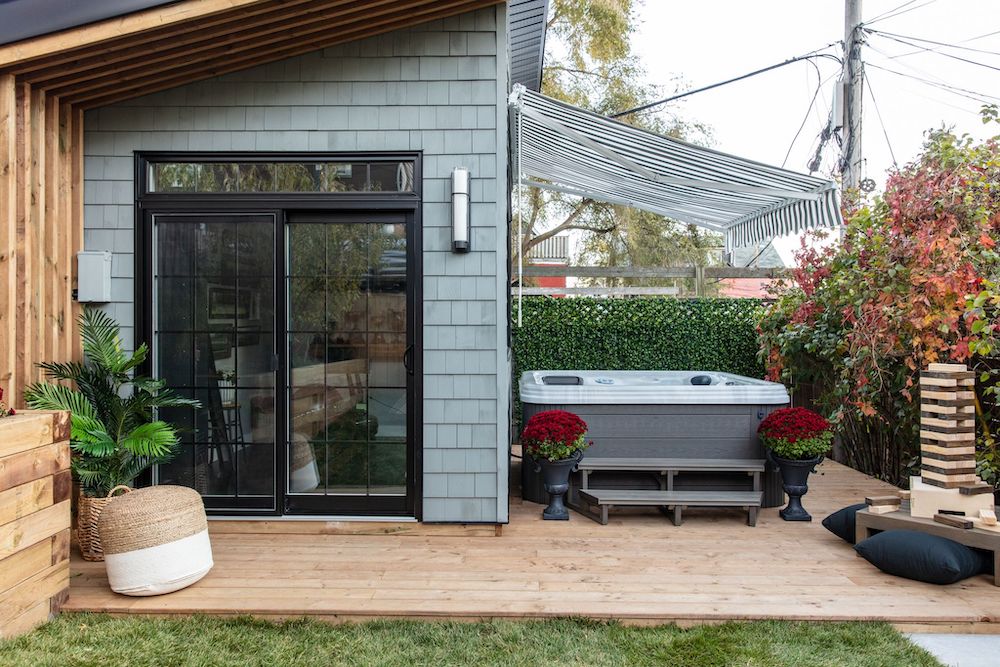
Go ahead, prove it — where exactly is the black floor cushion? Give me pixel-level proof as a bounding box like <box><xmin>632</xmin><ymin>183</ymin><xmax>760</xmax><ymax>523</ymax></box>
<box><xmin>854</xmin><ymin>530</ymin><xmax>990</xmax><ymax>585</ymax></box>
<box><xmin>822</xmin><ymin>503</ymin><xmax>868</xmax><ymax>544</ymax></box>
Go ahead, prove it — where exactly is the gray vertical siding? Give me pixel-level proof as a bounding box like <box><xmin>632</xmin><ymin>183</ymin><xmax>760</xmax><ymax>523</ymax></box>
<box><xmin>82</xmin><ymin>6</ymin><xmax>509</xmax><ymax>523</ymax></box>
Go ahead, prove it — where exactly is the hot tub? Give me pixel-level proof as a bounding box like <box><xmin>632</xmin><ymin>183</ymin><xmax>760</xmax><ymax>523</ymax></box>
<box><xmin>518</xmin><ymin>370</ymin><xmax>791</xmax><ymax>508</ymax></box>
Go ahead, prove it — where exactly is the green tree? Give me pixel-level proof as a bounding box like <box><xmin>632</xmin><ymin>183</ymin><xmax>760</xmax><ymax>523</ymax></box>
<box><xmin>516</xmin><ymin>0</ymin><xmax>716</xmax><ymax>281</ymax></box>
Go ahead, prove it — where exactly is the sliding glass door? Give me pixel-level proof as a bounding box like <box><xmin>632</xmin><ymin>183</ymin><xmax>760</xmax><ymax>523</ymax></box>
<box><xmin>284</xmin><ymin>214</ymin><xmax>411</xmax><ymax>514</ymax></box>
<box><xmin>152</xmin><ymin>213</ymin><xmax>278</xmax><ymax>510</ymax></box>
<box><xmin>146</xmin><ymin>209</ymin><xmax>416</xmax><ymax>515</ymax></box>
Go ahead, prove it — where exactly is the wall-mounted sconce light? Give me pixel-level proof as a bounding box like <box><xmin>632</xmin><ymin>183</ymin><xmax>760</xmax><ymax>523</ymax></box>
<box><xmin>451</xmin><ymin>167</ymin><xmax>470</xmax><ymax>253</ymax></box>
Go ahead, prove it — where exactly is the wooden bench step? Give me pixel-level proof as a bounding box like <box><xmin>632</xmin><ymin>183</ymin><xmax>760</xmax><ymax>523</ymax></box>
<box><xmin>578</xmin><ymin>457</ymin><xmax>766</xmax><ymax>473</ymax></box>
<box><xmin>578</xmin><ymin>489</ymin><xmax>763</xmax><ymax>526</ymax></box>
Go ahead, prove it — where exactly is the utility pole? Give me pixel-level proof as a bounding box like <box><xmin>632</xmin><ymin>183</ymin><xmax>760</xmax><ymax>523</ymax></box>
<box><xmin>840</xmin><ymin>0</ymin><xmax>864</xmax><ymax>198</ymax></box>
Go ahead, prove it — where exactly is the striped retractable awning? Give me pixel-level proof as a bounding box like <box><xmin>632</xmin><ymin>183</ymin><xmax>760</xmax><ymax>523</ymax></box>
<box><xmin>509</xmin><ymin>85</ymin><xmax>842</xmax><ymax>249</ymax></box>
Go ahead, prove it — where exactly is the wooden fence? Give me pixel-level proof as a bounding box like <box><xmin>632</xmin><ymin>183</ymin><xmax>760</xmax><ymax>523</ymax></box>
<box><xmin>515</xmin><ymin>265</ymin><xmax>789</xmax><ymax>297</ymax></box>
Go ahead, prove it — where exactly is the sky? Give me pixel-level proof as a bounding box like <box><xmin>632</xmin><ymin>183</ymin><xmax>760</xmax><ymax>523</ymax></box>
<box><xmin>629</xmin><ymin>0</ymin><xmax>1000</xmax><ymax>263</ymax></box>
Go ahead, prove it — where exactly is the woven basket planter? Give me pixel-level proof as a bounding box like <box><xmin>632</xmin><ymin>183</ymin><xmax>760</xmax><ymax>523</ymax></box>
<box><xmin>77</xmin><ymin>485</ymin><xmax>131</xmax><ymax>562</ymax></box>
<box><xmin>97</xmin><ymin>485</ymin><xmax>213</xmax><ymax>596</ymax></box>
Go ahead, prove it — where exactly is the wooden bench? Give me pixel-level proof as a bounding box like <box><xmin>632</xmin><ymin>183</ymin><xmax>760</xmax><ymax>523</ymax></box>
<box><xmin>578</xmin><ymin>489</ymin><xmax>763</xmax><ymax>526</ymax></box>
<box><xmin>856</xmin><ymin>507</ymin><xmax>1000</xmax><ymax>586</ymax></box>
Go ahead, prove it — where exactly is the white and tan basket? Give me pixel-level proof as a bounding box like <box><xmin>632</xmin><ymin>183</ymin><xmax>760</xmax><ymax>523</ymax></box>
<box><xmin>97</xmin><ymin>485</ymin><xmax>213</xmax><ymax>596</ymax></box>
<box><xmin>77</xmin><ymin>485</ymin><xmax>131</xmax><ymax>562</ymax></box>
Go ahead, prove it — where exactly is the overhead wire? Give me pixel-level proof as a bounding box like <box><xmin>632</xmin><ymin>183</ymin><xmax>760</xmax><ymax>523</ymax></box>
<box><xmin>863</xmin><ymin>60</ymin><xmax>998</xmax><ymax>105</ymax></box>
<box><xmin>864</xmin><ymin>72</ymin><xmax>899</xmax><ymax>168</ymax></box>
<box><xmin>782</xmin><ymin>60</ymin><xmax>834</xmax><ymax>168</ymax></box>
<box><xmin>865</xmin><ymin>0</ymin><xmax>920</xmax><ymax>24</ymax></box>
<box><xmin>609</xmin><ymin>47</ymin><xmax>842</xmax><ymax>118</ymax></box>
<box><xmin>867</xmin><ymin>28</ymin><xmax>1000</xmax><ymax>58</ymax></box>
<box><xmin>866</xmin><ymin>0</ymin><xmax>939</xmax><ymax>26</ymax></box>
<box><xmin>867</xmin><ymin>30</ymin><xmax>1000</xmax><ymax>73</ymax></box>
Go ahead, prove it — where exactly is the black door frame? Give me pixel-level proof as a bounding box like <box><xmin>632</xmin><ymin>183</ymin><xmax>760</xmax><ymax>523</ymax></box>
<box><xmin>134</xmin><ymin>151</ymin><xmax>423</xmax><ymax>519</ymax></box>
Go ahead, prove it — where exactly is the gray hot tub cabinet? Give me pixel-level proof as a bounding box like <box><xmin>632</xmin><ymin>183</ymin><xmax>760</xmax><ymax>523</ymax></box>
<box><xmin>518</xmin><ymin>371</ymin><xmax>790</xmax><ymax>508</ymax></box>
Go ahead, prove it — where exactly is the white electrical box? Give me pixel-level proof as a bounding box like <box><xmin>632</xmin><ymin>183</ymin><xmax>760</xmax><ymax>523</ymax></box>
<box><xmin>76</xmin><ymin>251</ymin><xmax>113</xmax><ymax>303</ymax></box>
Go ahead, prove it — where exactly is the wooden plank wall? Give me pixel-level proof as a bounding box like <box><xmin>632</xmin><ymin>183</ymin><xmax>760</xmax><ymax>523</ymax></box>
<box><xmin>0</xmin><ymin>75</ymin><xmax>82</xmax><ymax>407</ymax></box>
<box><xmin>0</xmin><ymin>411</ymin><xmax>72</xmax><ymax>639</ymax></box>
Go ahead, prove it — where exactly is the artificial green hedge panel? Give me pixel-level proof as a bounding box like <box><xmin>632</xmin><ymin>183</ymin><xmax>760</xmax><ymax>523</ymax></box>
<box><xmin>512</xmin><ymin>297</ymin><xmax>767</xmax><ymax>394</ymax></box>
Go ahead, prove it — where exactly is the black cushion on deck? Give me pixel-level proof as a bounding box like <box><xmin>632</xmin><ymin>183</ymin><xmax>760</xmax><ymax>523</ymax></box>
<box><xmin>854</xmin><ymin>530</ymin><xmax>990</xmax><ymax>585</ymax></box>
<box><xmin>822</xmin><ymin>503</ymin><xmax>868</xmax><ymax>544</ymax></box>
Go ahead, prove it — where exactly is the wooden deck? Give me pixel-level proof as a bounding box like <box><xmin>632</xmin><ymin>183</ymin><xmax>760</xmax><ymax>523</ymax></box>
<box><xmin>64</xmin><ymin>461</ymin><xmax>1000</xmax><ymax>631</ymax></box>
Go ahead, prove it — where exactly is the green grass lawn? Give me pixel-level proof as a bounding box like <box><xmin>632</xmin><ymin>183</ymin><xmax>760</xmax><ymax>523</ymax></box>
<box><xmin>0</xmin><ymin>614</ymin><xmax>941</xmax><ymax>667</ymax></box>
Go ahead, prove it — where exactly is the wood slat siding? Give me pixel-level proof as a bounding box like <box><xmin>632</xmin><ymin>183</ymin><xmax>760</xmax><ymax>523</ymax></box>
<box><xmin>0</xmin><ymin>76</ymin><xmax>81</xmax><ymax>406</ymax></box>
<box><xmin>0</xmin><ymin>411</ymin><xmax>71</xmax><ymax>639</ymax></box>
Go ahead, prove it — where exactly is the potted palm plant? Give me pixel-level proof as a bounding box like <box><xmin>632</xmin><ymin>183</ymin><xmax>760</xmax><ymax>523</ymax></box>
<box><xmin>521</xmin><ymin>409</ymin><xmax>590</xmax><ymax>520</ymax></box>
<box><xmin>758</xmin><ymin>407</ymin><xmax>834</xmax><ymax>522</ymax></box>
<box><xmin>23</xmin><ymin>308</ymin><xmax>199</xmax><ymax>560</ymax></box>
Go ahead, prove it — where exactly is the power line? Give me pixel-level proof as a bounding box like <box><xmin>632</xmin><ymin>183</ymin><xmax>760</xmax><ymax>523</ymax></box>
<box><xmin>864</xmin><ymin>73</ymin><xmax>899</xmax><ymax>168</ymax></box>
<box><xmin>864</xmin><ymin>60</ymin><xmax>1000</xmax><ymax>104</ymax></box>
<box><xmin>782</xmin><ymin>60</ymin><xmax>829</xmax><ymax>168</ymax></box>
<box><xmin>867</xmin><ymin>30</ymin><xmax>1000</xmax><ymax>73</ymax></box>
<box><xmin>866</xmin><ymin>0</ymin><xmax>920</xmax><ymax>24</ymax></box>
<box><xmin>869</xmin><ymin>28</ymin><xmax>1000</xmax><ymax>58</ymax></box>
<box><xmin>866</xmin><ymin>0</ymin><xmax>939</xmax><ymax>26</ymax></box>
<box><xmin>610</xmin><ymin>49</ymin><xmax>842</xmax><ymax>118</ymax></box>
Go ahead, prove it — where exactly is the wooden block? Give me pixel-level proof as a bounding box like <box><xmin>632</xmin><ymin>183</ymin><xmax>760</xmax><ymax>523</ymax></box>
<box><xmin>910</xmin><ymin>477</ymin><xmax>993</xmax><ymax>519</ymax></box>
<box><xmin>0</xmin><ymin>539</ymin><xmax>51</xmax><ymax>592</ymax></box>
<box><xmin>960</xmin><ymin>484</ymin><xmax>994</xmax><ymax>496</ymax></box>
<box><xmin>922</xmin><ymin>463</ymin><xmax>977</xmax><ymax>476</ymax></box>
<box><xmin>980</xmin><ymin>509</ymin><xmax>997</xmax><ymax>525</ymax></box>
<box><xmin>0</xmin><ymin>500</ymin><xmax>71</xmax><ymax>561</ymax></box>
<box><xmin>51</xmin><ymin>470</ymin><xmax>72</xmax><ymax>504</ymax></box>
<box><xmin>922</xmin><ymin>470</ymin><xmax>979</xmax><ymax>488</ymax></box>
<box><xmin>920</xmin><ymin>422</ymin><xmax>976</xmax><ymax>435</ymax></box>
<box><xmin>0</xmin><ymin>599</ymin><xmax>50</xmax><ymax>640</ymax></box>
<box><xmin>898</xmin><ymin>489</ymin><xmax>911</xmax><ymax>501</ymax></box>
<box><xmin>920</xmin><ymin>402</ymin><xmax>975</xmax><ymax>415</ymax></box>
<box><xmin>922</xmin><ymin>390</ymin><xmax>975</xmax><ymax>401</ymax></box>
<box><xmin>920</xmin><ymin>413</ymin><xmax>975</xmax><ymax>427</ymax></box>
<box><xmin>921</xmin><ymin>444</ymin><xmax>976</xmax><ymax>457</ymax></box>
<box><xmin>922</xmin><ymin>447</ymin><xmax>976</xmax><ymax>462</ymax></box>
<box><xmin>972</xmin><ymin>518</ymin><xmax>1000</xmax><ymax>533</ymax></box>
<box><xmin>0</xmin><ymin>443</ymin><xmax>71</xmax><ymax>493</ymax></box>
<box><xmin>866</xmin><ymin>495</ymin><xmax>902</xmax><ymax>506</ymax></box>
<box><xmin>934</xmin><ymin>513</ymin><xmax>974</xmax><ymax>529</ymax></box>
<box><xmin>0</xmin><ymin>477</ymin><xmax>53</xmax><ymax>526</ymax></box>
<box><xmin>0</xmin><ymin>413</ymin><xmax>57</xmax><ymax>458</ymax></box>
<box><xmin>920</xmin><ymin>375</ymin><xmax>974</xmax><ymax>388</ymax></box>
<box><xmin>920</xmin><ymin>430</ymin><xmax>975</xmax><ymax>444</ymax></box>
<box><xmin>0</xmin><ymin>561</ymin><xmax>69</xmax><ymax>627</ymax></box>
<box><xmin>867</xmin><ymin>504</ymin><xmax>899</xmax><ymax>514</ymax></box>
<box><xmin>921</xmin><ymin>459</ymin><xmax>977</xmax><ymax>472</ymax></box>
<box><xmin>921</xmin><ymin>370</ymin><xmax>976</xmax><ymax>381</ymax></box>
<box><xmin>928</xmin><ymin>363</ymin><xmax>969</xmax><ymax>372</ymax></box>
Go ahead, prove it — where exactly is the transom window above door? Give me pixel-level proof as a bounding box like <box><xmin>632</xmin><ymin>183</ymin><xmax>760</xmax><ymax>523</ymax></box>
<box><xmin>145</xmin><ymin>159</ymin><xmax>416</xmax><ymax>194</ymax></box>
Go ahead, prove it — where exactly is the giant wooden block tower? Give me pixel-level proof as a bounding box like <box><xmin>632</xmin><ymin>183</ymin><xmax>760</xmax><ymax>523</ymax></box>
<box><xmin>911</xmin><ymin>363</ymin><xmax>994</xmax><ymax>518</ymax></box>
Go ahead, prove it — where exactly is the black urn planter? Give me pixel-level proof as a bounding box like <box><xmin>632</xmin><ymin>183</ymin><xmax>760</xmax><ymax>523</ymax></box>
<box><xmin>769</xmin><ymin>452</ymin><xmax>823</xmax><ymax>522</ymax></box>
<box><xmin>531</xmin><ymin>451</ymin><xmax>583</xmax><ymax>520</ymax></box>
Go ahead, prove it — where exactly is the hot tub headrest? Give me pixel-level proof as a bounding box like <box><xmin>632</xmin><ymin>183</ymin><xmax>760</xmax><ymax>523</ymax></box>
<box><xmin>541</xmin><ymin>375</ymin><xmax>583</xmax><ymax>386</ymax></box>
<box><xmin>690</xmin><ymin>375</ymin><xmax>713</xmax><ymax>386</ymax></box>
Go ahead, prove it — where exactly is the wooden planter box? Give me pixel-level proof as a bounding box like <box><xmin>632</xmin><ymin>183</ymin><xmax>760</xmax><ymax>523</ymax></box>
<box><xmin>0</xmin><ymin>411</ymin><xmax>72</xmax><ymax>639</ymax></box>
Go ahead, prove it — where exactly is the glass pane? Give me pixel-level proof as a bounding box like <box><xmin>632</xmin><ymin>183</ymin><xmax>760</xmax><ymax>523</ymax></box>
<box><xmin>275</xmin><ymin>163</ymin><xmax>320</xmax><ymax>192</ymax></box>
<box><xmin>369</xmin><ymin>333</ymin><xmax>405</xmax><ymax>388</ymax></box>
<box><xmin>154</xmin><ymin>215</ymin><xmax>275</xmax><ymax>509</ymax></box>
<box><xmin>326</xmin><ymin>440</ymin><xmax>368</xmax><ymax>494</ymax></box>
<box><xmin>146</xmin><ymin>161</ymin><xmax>414</xmax><ymax>194</ymax></box>
<box><xmin>370</xmin><ymin>162</ymin><xmax>413</xmax><ymax>193</ymax></box>
<box><xmin>238</xmin><ymin>163</ymin><xmax>275</xmax><ymax>193</ymax></box>
<box><xmin>369</xmin><ymin>442</ymin><xmax>406</xmax><ymax>494</ymax></box>
<box><xmin>289</xmin><ymin>439</ymin><xmax>323</xmax><ymax>493</ymax></box>
<box><xmin>287</xmin><ymin>277</ymin><xmax>326</xmax><ymax>331</ymax></box>
<box><xmin>368</xmin><ymin>388</ymin><xmax>405</xmax><ymax>442</ymax></box>
<box><xmin>287</xmin><ymin>224</ymin><xmax>326</xmax><ymax>276</ymax></box>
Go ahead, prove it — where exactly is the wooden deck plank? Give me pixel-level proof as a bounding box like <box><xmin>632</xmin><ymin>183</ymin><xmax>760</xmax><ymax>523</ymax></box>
<box><xmin>62</xmin><ymin>461</ymin><xmax>1000</xmax><ymax>630</ymax></box>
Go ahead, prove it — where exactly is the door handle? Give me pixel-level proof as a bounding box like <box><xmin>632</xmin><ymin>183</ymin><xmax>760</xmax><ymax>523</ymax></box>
<box><xmin>403</xmin><ymin>344</ymin><xmax>414</xmax><ymax>376</ymax></box>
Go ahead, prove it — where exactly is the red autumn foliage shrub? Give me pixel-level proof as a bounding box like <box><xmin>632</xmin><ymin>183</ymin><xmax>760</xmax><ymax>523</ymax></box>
<box><xmin>520</xmin><ymin>409</ymin><xmax>590</xmax><ymax>462</ymax></box>
<box><xmin>758</xmin><ymin>121</ymin><xmax>1000</xmax><ymax>484</ymax></box>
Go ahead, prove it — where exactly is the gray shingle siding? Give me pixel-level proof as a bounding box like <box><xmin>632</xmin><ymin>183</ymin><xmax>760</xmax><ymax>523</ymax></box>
<box><xmin>82</xmin><ymin>6</ymin><xmax>510</xmax><ymax>523</ymax></box>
